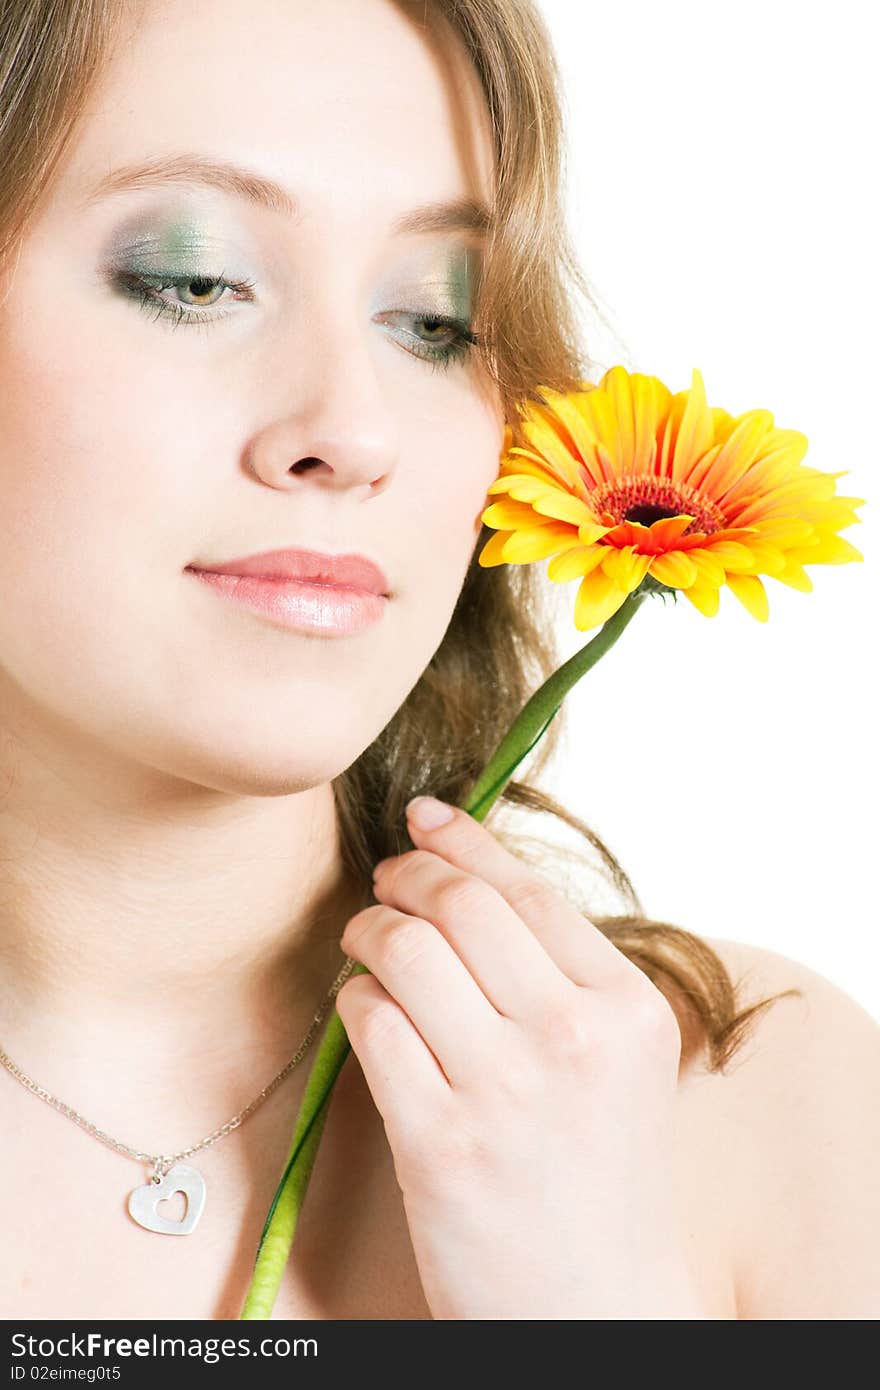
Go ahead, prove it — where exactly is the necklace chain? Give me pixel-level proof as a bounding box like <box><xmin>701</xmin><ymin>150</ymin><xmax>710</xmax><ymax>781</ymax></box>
<box><xmin>0</xmin><ymin>954</ymin><xmax>357</xmax><ymax>1180</ymax></box>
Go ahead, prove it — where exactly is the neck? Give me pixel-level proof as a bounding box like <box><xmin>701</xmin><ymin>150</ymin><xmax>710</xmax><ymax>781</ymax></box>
<box><xmin>0</xmin><ymin>703</ymin><xmax>366</xmax><ymax>1140</ymax></box>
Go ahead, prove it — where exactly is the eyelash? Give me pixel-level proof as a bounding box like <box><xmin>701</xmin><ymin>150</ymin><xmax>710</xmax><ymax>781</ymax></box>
<box><xmin>112</xmin><ymin>269</ymin><xmax>480</xmax><ymax>372</ymax></box>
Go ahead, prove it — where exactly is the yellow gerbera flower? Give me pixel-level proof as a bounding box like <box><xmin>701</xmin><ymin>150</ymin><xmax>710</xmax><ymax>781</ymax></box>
<box><xmin>478</xmin><ymin>366</ymin><xmax>866</xmax><ymax>631</ymax></box>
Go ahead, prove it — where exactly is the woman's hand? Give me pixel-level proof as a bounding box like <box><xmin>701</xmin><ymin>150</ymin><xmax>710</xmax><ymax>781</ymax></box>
<box><xmin>335</xmin><ymin>796</ymin><xmax>708</xmax><ymax>1320</ymax></box>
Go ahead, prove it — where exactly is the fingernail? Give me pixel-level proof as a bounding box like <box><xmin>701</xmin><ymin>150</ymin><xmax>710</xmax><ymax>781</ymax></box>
<box><xmin>406</xmin><ymin>796</ymin><xmax>455</xmax><ymax>829</ymax></box>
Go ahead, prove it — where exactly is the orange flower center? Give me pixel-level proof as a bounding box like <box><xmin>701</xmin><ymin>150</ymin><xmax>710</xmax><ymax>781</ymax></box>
<box><xmin>588</xmin><ymin>474</ymin><xmax>726</xmax><ymax>535</ymax></box>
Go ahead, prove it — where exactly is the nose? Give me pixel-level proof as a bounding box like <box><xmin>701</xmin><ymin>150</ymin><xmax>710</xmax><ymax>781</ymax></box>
<box><xmin>244</xmin><ymin>331</ymin><xmax>400</xmax><ymax>495</ymax></box>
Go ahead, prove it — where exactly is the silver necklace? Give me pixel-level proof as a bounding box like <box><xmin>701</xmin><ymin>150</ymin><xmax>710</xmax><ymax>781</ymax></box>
<box><xmin>0</xmin><ymin>953</ymin><xmax>356</xmax><ymax>1237</ymax></box>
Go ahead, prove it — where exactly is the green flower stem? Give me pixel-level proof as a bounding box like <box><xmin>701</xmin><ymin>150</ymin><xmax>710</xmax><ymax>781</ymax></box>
<box><xmin>463</xmin><ymin>587</ymin><xmax>651</xmax><ymax>819</ymax></box>
<box><xmin>238</xmin><ymin>1007</ymin><xmax>362</xmax><ymax>1318</ymax></box>
<box><xmin>238</xmin><ymin>587</ymin><xmax>650</xmax><ymax>1318</ymax></box>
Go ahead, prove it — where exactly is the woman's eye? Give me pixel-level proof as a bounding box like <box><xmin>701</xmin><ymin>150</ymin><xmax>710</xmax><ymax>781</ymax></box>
<box><xmin>378</xmin><ymin>310</ymin><xmax>480</xmax><ymax>372</ymax></box>
<box><xmin>111</xmin><ymin>271</ymin><xmax>479</xmax><ymax>369</ymax></box>
<box><xmin>112</xmin><ymin>269</ymin><xmax>256</xmax><ymax>329</ymax></box>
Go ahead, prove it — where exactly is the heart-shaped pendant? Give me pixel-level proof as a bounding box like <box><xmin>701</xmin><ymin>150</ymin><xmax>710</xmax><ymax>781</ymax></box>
<box><xmin>128</xmin><ymin>1163</ymin><xmax>206</xmax><ymax>1235</ymax></box>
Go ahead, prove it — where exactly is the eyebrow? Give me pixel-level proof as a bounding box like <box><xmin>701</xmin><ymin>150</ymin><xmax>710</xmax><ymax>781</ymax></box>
<box><xmin>81</xmin><ymin>154</ymin><xmax>492</xmax><ymax>237</ymax></box>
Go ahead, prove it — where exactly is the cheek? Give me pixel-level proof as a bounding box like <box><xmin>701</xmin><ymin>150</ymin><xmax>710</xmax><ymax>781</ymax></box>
<box><xmin>389</xmin><ymin>398</ymin><xmax>501</xmax><ymax>662</ymax></box>
<box><xmin>422</xmin><ymin>411</ymin><xmax>502</xmax><ymax>567</ymax></box>
<box><xmin>403</xmin><ymin>379</ymin><xmax>503</xmax><ymax>542</ymax></box>
<box><xmin>0</xmin><ymin>261</ymin><xmax>182</xmax><ymax>541</ymax></box>
<box><xmin>0</xmin><ymin>276</ymin><xmax>199</xmax><ymax>715</ymax></box>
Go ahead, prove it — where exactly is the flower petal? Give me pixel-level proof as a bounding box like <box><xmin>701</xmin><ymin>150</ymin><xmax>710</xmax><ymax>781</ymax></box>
<box><xmin>481</xmin><ymin>497</ymin><xmax>548</xmax><ymax>528</ymax></box>
<box><xmin>726</xmin><ymin>572</ymin><xmax>770</xmax><ymax>621</ymax></box>
<box><xmin>680</xmin><ymin>580</ymin><xmax>722</xmax><ymax>617</ymax></box>
<box><xmin>546</xmin><ymin>544</ymin><xmax>608</xmax><ymax>582</ymax></box>
<box><xmin>747</xmin><ymin>517</ymin><xmax>815</xmax><ymax>547</ymax></box>
<box><xmin>702</xmin><ymin>539</ymin><xmax>757</xmax><ymax>569</ymax></box>
<box><xmin>640</xmin><ymin>514</ymin><xmax>696</xmax><ymax>551</ymax></box>
<box><xmin>531</xmin><ymin>491</ymin><xmax>599</xmax><ymax>526</ymax></box>
<box><xmin>631</xmin><ymin>373</ymin><xmax>672</xmax><ymax>475</ymax></box>
<box><xmin>601</xmin><ymin>544</ymin><xmax>653</xmax><ymax>593</ymax></box>
<box><xmin>715</xmin><ymin>431</ymin><xmax>810</xmax><ymax>509</ymax></box>
<box><xmin>477</xmin><ymin>529</ymin><xmax>516</xmax><ymax>567</ymax></box>
<box><xmin>494</xmin><ymin>523</ymin><xmax>578</xmax><ymax>563</ymax></box>
<box><xmin>486</xmin><ymin>472</ymin><xmax>559</xmax><ymax>500</ymax></box>
<box><xmin>520</xmin><ymin>413</ymin><xmax>585</xmax><ymax>490</ymax></box>
<box><xmin>686</xmin><ymin>549</ymin><xmax>727</xmax><ymax>587</ymax></box>
<box><xmin>692</xmin><ymin>409</ymin><xmax>776</xmax><ymax>499</ymax></box>
<box><xmin>773</xmin><ymin>560</ymin><xmax>814</xmax><ymax>592</ymax></box>
<box><xmin>579</xmin><ymin>520</ymin><xmax>615</xmax><ymax>544</ymax></box>
<box><xmin>670</xmin><ymin>368</ymin><xmax>715</xmax><ymax>484</ymax></box>
<box><xmin>792</xmin><ymin>533</ymin><xmax>864</xmax><ymax>564</ymax></box>
<box><xmin>541</xmin><ymin>386</ymin><xmax>611</xmax><ymax>488</ymax></box>
<box><xmin>649</xmin><ymin>550</ymin><xmax>699</xmax><ymax>588</ymax></box>
<box><xmin>573</xmin><ymin>570</ymin><xmax>628</xmax><ymax>630</ymax></box>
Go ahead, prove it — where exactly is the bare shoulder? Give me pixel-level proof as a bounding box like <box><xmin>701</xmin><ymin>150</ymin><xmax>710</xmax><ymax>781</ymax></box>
<box><xmin>680</xmin><ymin>935</ymin><xmax>880</xmax><ymax>1319</ymax></box>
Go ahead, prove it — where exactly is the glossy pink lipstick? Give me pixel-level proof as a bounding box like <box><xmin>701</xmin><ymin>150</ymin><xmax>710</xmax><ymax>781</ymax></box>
<box><xmin>185</xmin><ymin>547</ymin><xmax>390</xmax><ymax>636</ymax></box>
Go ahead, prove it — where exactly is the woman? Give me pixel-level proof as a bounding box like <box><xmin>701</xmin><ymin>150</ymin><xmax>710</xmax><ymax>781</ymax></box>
<box><xmin>0</xmin><ymin>0</ymin><xmax>876</xmax><ymax>1321</ymax></box>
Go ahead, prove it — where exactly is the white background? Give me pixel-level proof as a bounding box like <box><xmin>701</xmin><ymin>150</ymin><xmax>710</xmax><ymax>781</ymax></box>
<box><xmin>515</xmin><ymin>1</ymin><xmax>879</xmax><ymax>1018</ymax></box>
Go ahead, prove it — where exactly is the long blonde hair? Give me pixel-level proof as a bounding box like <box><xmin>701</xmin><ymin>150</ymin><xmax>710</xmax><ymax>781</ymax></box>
<box><xmin>0</xmin><ymin>0</ymin><xmax>798</xmax><ymax>1070</ymax></box>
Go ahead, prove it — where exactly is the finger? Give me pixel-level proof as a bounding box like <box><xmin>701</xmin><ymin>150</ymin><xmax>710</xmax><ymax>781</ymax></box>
<box><xmin>372</xmin><ymin>847</ymin><xmax>572</xmax><ymax>1022</ymax></box>
<box><xmin>335</xmin><ymin>971</ymin><xmax>450</xmax><ymax>1127</ymax></box>
<box><xmin>340</xmin><ymin>901</ymin><xmax>501</xmax><ymax>1087</ymax></box>
<box><xmin>399</xmin><ymin>797</ymin><xmax>633</xmax><ymax>990</ymax></box>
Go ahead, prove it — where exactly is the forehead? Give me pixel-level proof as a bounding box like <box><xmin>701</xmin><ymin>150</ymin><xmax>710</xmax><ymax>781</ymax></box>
<box><xmin>53</xmin><ymin>0</ymin><xmax>497</xmax><ymax>233</ymax></box>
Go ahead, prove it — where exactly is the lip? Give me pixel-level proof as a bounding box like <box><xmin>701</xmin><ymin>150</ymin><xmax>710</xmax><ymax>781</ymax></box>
<box><xmin>187</xmin><ymin>547</ymin><xmax>391</xmax><ymax>595</ymax></box>
<box><xmin>186</xmin><ymin>571</ymin><xmax>388</xmax><ymax>636</ymax></box>
<box><xmin>184</xmin><ymin>548</ymin><xmax>390</xmax><ymax>637</ymax></box>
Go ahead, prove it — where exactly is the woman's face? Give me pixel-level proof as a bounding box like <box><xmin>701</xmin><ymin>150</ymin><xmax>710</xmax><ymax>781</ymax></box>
<box><xmin>0</xmin><ymin>0</ymin><xmax>503</xmax><ymax>796</ymax></box>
